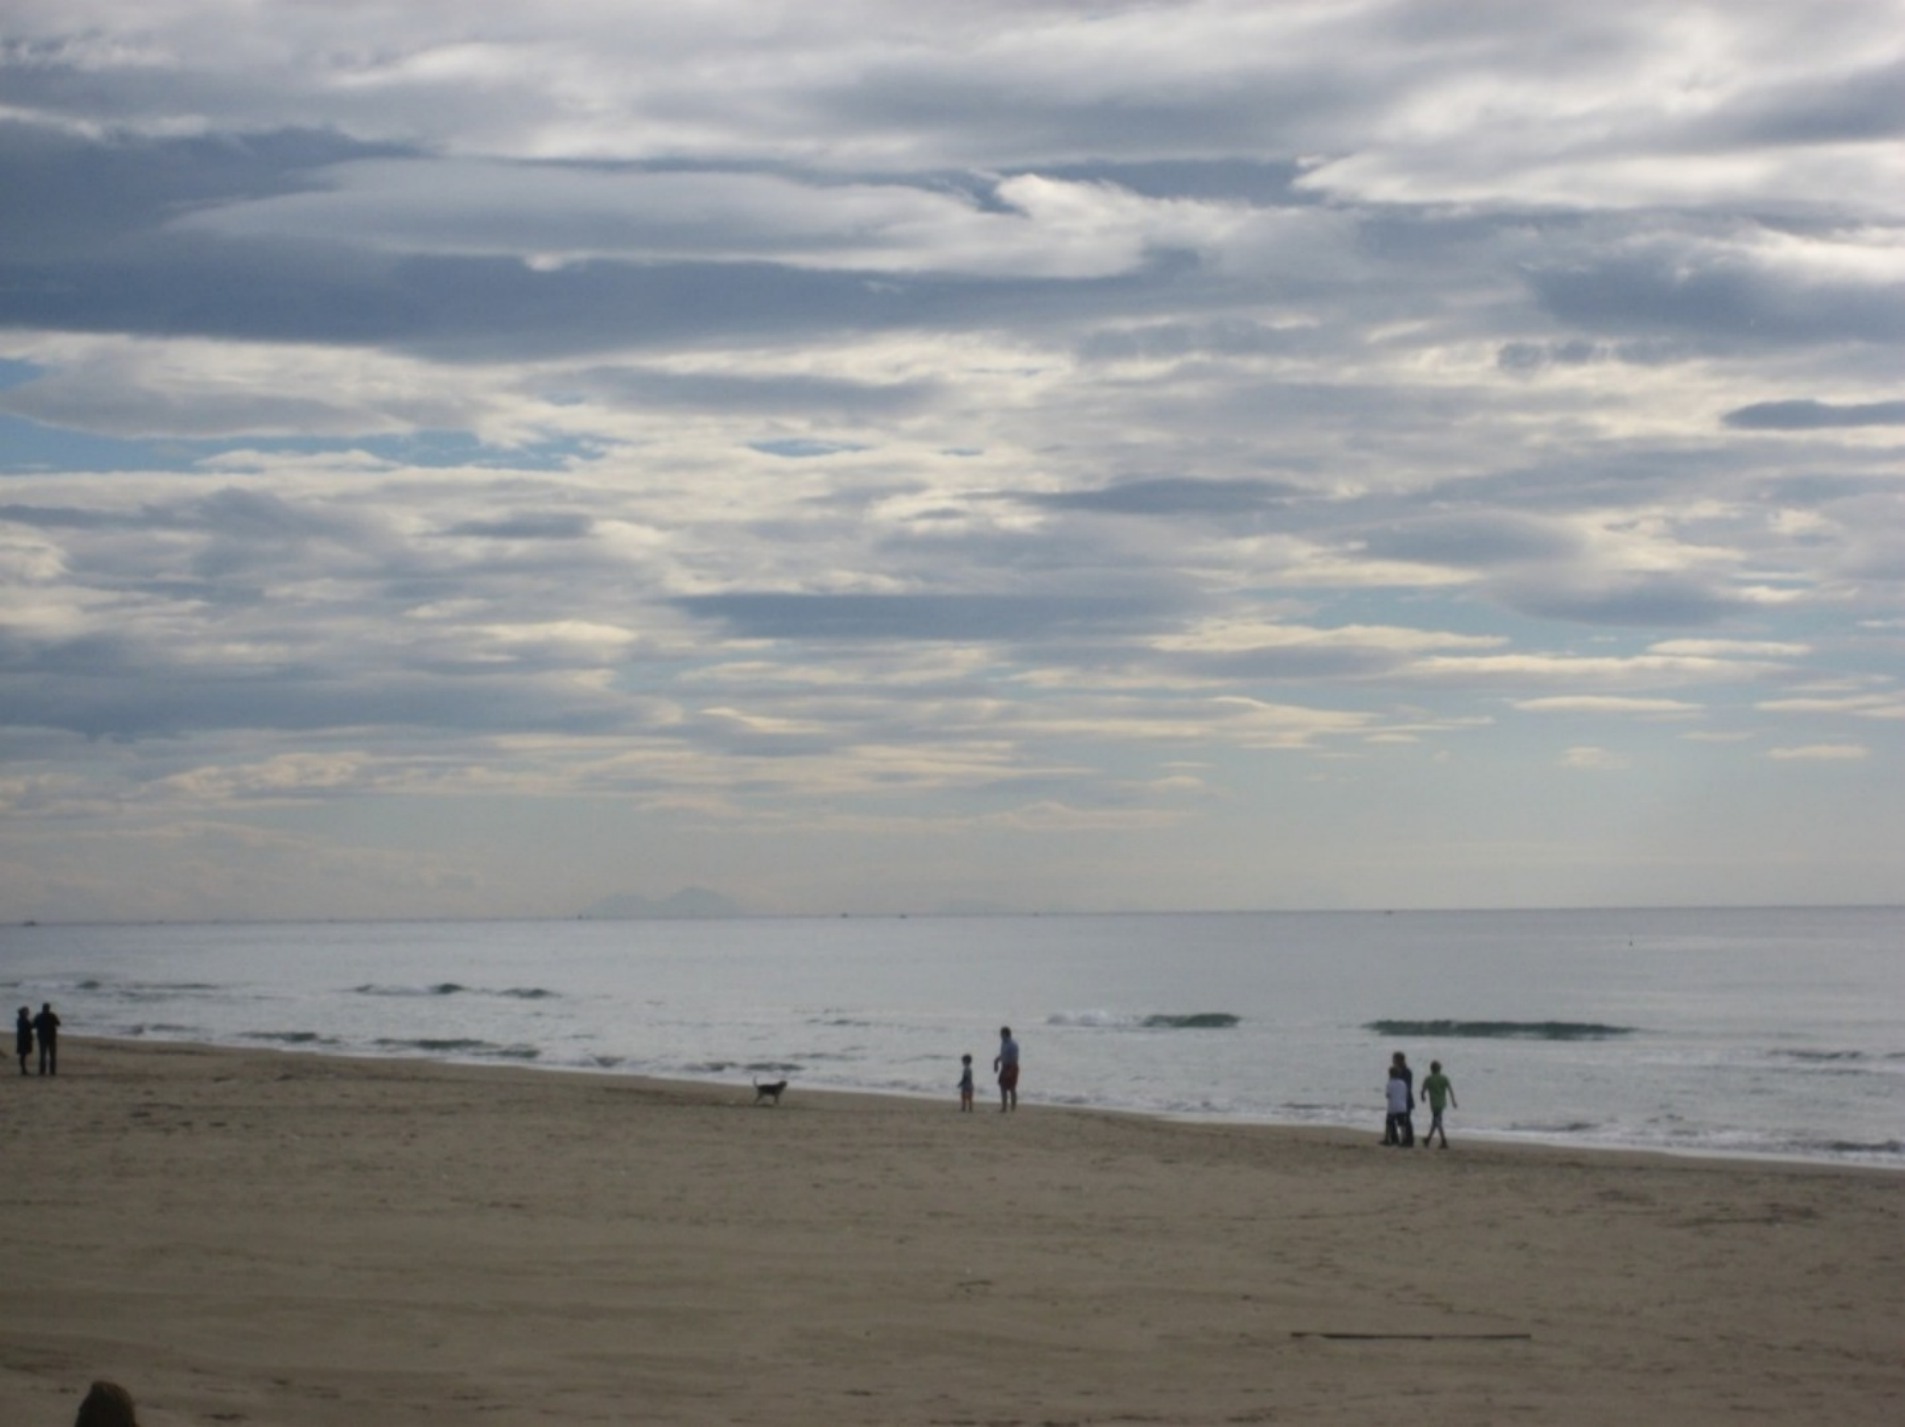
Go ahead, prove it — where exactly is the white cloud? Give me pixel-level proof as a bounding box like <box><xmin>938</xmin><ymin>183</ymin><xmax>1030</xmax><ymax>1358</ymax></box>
<box><xmin>1410</xmin><ymin>651</ymin><xmax>1782</xmax><ymax>690</ymax></box>
<box><xmin>1561</xmin><ymin>746</ymin><xmax>1629</xmax><ymax>770</ymax></box>
<box><xmin>0</xmin><ymin>332</ymin><xmax>539</xmax><ymax>444</ymax></box>
<box><xmin>1757</xmin><ymin>693</ymin><xmax>1905</xmax><ymax>720</ymax></box>
<box><xmin>172</xmin><ymin>159</ymin><xmax>1321</xmax><ymax>281</ymax></box>
<box><xmin>1650</xmin><ymin>639</ymin><xmax>1811</xmax><ymax>659</ymax></box>
<box><xmin>1514</xmin><ymin>696</ymin><xmax>1702</xmax><ymax>717</ymax></box>
<box><xmin>1153</xmin><ymin>618</ymin><xmax>1503</xmax><ymax>656</ymax></box>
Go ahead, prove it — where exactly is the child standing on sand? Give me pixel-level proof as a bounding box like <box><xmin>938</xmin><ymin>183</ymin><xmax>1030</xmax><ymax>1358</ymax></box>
<box><xmin>1419</xmin><ymin>1060</ymin><xmax>1457</xmax><ymax>1148</ymax></box>
<box><xmin>957</xmin><ymin>1054</ymin><xmax>975</xmax><ymax>1111</ymax></box>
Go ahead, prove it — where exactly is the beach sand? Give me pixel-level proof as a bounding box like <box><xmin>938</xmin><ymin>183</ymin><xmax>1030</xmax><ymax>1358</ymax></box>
<box><xmin>3</xmin><ymin>1039</ymin><xmax>1899</xmax><ymax>1426</ymax></box>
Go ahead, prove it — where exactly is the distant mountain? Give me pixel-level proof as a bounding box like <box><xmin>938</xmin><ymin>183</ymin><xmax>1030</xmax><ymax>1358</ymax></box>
<box><xmin>578</xmin><ymin>887</ymin><xmax>744</xmax><ymax>920</ymax></box>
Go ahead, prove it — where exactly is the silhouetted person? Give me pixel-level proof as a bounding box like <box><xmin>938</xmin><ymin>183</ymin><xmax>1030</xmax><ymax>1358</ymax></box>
<box><xmin>14</xmin><ymin>1006</ymin><xmax>30</xmax><ymax>1075</ymax></box>
<box><xmin>994</xmin><ymin>1025</ymin><xmax>1020</xmax><ymax>1111</ymax></box>
<box><xmin>1389</xmin><ymin>1051</ymin><xmax>1414</xmax><ymax>1146</ymax></box>
<box><xmin>75</xmin><ymin>1380</ymin><xmax>139</xmax><ymax>1427</ymax></box>
<box><xmin>1419</xmin><ymin>1059</ymin><xmax>1458</xmax><ymax>1149</ymax></box>
<box><xmin>33</xmin><ymin>1001</ymin><xmax>60</xmax><ymax>1076</ymax></box>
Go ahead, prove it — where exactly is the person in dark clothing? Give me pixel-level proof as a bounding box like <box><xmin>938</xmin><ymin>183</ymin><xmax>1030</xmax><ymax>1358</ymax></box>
<box><xmin>14</xmin><ymin>1006</ymin><xmax>31</xmax><ymax>1075</ymax></box>
<box><xmin>1389</xmin><ymin>1051</ymin><xmax>1414</xmax><ymax>1146</ymax></box>
<box><xmin>1384</xmin><ymin>1065</ymin><xmax>1411</xmax><ymax>1145</ymax></box>
<box><xmin>32</xmin><ymin>1002</ymin><xmax>60</xmax><ymax>1076</ymax></box>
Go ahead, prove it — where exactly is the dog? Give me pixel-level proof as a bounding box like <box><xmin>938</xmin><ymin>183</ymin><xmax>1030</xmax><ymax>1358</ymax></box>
<box><xmin>752</xmin><ymin>1077</ymin><xmax>788</xmax><ymax>1106</ymax></box>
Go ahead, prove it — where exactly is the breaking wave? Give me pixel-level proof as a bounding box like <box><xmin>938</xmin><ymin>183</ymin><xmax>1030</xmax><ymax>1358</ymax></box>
<box><xmin>371</xmin><ymin>1037</ymin><xmax>541</xmax><ymax>1060</ymax></box>
<box><xmin>243</xmin><ymin>1030</ymin><xmax>337</xmax><ymax>1046</ymax></box>
<box><xmin>1366</xmin><ymin>1019</ymin><xmax>1635</xmax><ymax>1040</ymax></box>
<box><xmin>352</xmin><ymin>983</ymin><xmax>557</xmax><ymax>1000</ymax></box>
<box><xmin>1048</xmin><ymin>1010</ymin><xmax>1241</xmax><ymax>1030</ymax></box>
<box><xmin>1770</xmin><ymin>1049</ymin><xmax>1905</xmax><ymax>1064</ymax></box>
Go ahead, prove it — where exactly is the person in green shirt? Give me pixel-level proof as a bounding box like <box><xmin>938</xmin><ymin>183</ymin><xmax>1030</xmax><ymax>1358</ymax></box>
<box><xmin>1418</xmin><ymin>1060</ymin><xmax>1457</xmax><ymax>1148</ymax></box>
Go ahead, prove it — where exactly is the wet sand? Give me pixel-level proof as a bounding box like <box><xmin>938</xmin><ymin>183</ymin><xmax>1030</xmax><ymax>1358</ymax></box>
<box><xmin>3</xmin><ymin>1038</ymin><xmax>1900</xmax><ymax>1425</ymax></box>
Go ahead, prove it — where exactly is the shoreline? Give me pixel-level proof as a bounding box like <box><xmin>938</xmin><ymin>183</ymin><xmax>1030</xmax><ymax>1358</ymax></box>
<box><xmin>105</xmin><ymin>1030</ymin><xmax>1905</xmax><ymax>1175</ymax></box>
<box><xmin>5</xmin><ymin>1037</ymin><xmax>1901</xmax><ymax>1425</ymax></box>
<box><xmin>12</xmin><ymin>901</ymin><xmax>1902</xmax><ymax>928</ymax></box>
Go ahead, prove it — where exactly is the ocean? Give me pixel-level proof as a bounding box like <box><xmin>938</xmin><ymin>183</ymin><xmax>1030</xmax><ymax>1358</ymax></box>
<box><xmin>2</xmin><ymin>906</ymin><xmax>1899</xmax><ymax>1169</ymax></box>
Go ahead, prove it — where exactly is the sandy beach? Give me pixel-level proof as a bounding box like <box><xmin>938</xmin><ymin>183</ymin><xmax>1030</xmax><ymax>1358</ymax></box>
<box><xmin>3</xmin><ymin>1039</ymin><xmax>1899</xmax><ymax>1426</ymax></box>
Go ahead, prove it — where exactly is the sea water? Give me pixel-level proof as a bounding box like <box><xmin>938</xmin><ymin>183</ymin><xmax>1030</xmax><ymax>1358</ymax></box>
<box><xmin>1</xmin><ymin>907</ymin><xmax>1898</xmax><ymax>1169</ymax></box>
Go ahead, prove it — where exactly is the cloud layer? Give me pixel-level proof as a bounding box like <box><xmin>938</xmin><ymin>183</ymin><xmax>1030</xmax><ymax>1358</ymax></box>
<box><xmin>1</xmin><ymin>1</ymin><xmax>1901</xmax><ymax>918</ymax></box>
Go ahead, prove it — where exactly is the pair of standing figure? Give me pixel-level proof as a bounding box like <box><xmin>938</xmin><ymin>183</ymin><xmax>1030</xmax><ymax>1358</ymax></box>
<box><xmin>1384</xmin><ymin>1051</ymin><xmax>1415</xmax><ymax>1145</ymax></box>
<box><xmin>958</xmin><ymin>1025</ymin><xmax>1020</xmax><ymax>1112</ymax></box>
<box><xmin>16</xmin><ymin>1002</ymin><xmax>58</xmax><ymax>1076</ymax></box>
<box><xmin>1385</xmin><ymin>1051</ymin><xmax>1456</xmax><ymax>1148</ymax></box>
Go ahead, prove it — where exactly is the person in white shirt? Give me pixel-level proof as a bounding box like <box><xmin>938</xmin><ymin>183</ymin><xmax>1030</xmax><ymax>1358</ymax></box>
<box><xmin>1384</xmin><ymin>1067</ymin><xmax>1412</xmax><ymax>1146</ymax></box>
<box><xmin>993</xmin><ymin>1026</ymin><xmax>1020</xmax><ymax>1112</ymax></box>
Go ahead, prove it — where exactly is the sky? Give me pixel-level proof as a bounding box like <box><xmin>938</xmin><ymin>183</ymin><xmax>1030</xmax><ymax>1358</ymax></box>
<box><xmin>1</xmin><ymin>1</ymin><xmax>1901</xmax><ymax>922</ymax></box>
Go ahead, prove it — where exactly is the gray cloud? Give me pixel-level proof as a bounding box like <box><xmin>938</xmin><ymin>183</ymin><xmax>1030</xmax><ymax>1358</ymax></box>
<box><xmin>564</xmin><ymin>364</ymin><xmax>933</xmax><ymax>419</ymax></box>
<box><xmin>1527</xmin><ymin>246</ymin><xmax>1905</xmax><ymax>349</ymax></box>
<box><xmin>2</xmin><ymin>661</ymin><xmax>637</xmax><ymax>743</ymax></box>
<box><xmin>1723</xmin><ymin>399</ymin><xmax>1905</xmax><ymax>430</ymax></box>
<box><xmin>672</xmin><ymin>591</ymin><xmax>1172</xmax><ymax>644</ymax></box>
<box><xmin>1490</xmin><ymin>574</ymin><xmax>1745</xmax><ymax>628</ymax></box>
<box><xmin>0</xmin><ymin>121</ymin><xmax>408</xmax><ymax>262</ymax></box>
<box><xmin>2</xmin><ymin>2</ymin><xmax>1902</xmax><ymax>916</ymax></box>
<box><xmin>0</xmin><ymin>503</ymin><xmax>134</xmax><ymax>530</ymax></box>
<box><xmin>444</xmin><ymin>513</ymin><xmax>596</xmax><ymax>540</ymax></box>
<box><xmin>1167</xmin><ymin>644</ymin><xmax>1406</xmax><ymax>682</ymax></box>
<box><xmin>1496</xmin><ymin>340</ymin><xmax>1607</xmax><ymax>373</ymax></box>
<box><xmin>1360</xmin><ymin>515</ymin><xmax>1584</xmax><ymax>570</ymax></box>
<box><xmin>1016</xmin><ymin>478</ymin><xmax>1302</xmax><ymax>518</ymax></box>
<box><xmin>1695</xmin><ymin>59</ymin><xmax>1905</xmax><ymax>149</ymax></box>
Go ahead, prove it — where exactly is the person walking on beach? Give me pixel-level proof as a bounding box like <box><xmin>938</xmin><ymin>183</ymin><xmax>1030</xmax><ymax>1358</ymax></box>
<box><xmin>1390</xmin><ymin>1051</ymin><xmax>1414</xmax><ymax>1146</ymax></box>
<box><xmin>994</xmin><ymin>1026</ymin><xmax>1020</xmax><ymax>1112</ymax></box>
<box><xmin>15</xmin><ymin>1006</ymin><xmax>31</xmax><ymax>1075</ymax></box>
<box><xmin>1419</xmin><ymin>1060</ymin><xmax>1457</xmax><ymax>1148</ymax></box>
<box><xmin>957</xmin><ymin>1054</ymin><xmax>976</xmax><ymax>1111</ymax></box>
<box><xmin>33</xmin><ymin>1001</ymin><xmax>60</xmax><ymax>1076</ymax></box>
<box><xmin>1383</xmin><ymin>1065</ymin><xmax>1412</xmax><ymax>1145</ymax></box>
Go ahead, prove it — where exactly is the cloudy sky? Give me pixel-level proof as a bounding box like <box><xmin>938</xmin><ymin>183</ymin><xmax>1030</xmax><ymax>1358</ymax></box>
<box><xmin>2</xmin><ymin>1</ymin><xmax>1901</xmax><ymax>921</ymax></box>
